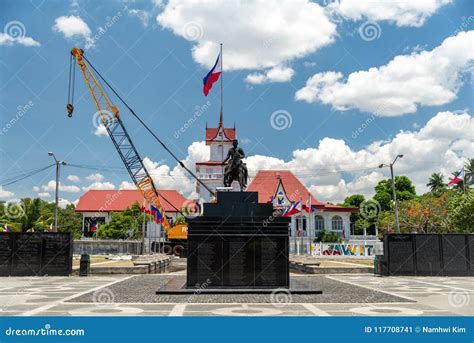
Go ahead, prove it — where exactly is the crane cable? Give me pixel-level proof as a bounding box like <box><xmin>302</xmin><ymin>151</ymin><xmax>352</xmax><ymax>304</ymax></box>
<box><xmin>83</xmin><ymin>55</ymin><xmax>216</xmax><ymax>198</ymax></box>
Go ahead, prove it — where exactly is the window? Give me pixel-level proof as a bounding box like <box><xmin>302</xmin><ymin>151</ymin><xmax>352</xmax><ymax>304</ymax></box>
<box><xmin>295</xmin><ymin>216</ymin><xmax>307</xmax><ymax>237</ymax></box>
<box><xmin>314</xmin><ymin>215</ymin><xmax>324</xmax><ymax>231</ymax></box>
<box><xmin>332</xmin><ymin>215</ymin><xmax>343</xmax><ymax>231</ymax></box>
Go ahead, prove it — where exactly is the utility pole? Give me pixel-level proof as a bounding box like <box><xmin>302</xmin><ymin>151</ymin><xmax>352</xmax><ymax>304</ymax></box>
<box><xmin>379</xmin><ymin>154</ymin><xmax>403</xmax><ymax>233</ymax></box>
<box><xmin>48</xmin><ymin>152</ymin><xmax>66</xmax><ymax>232</ymax></box>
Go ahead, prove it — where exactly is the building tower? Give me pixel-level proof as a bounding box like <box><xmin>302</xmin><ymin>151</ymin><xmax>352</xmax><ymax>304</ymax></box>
<box><xmin>195</xmin><ymin>112</ymin><xmax>236</xmax><ymax>202</ymax></box>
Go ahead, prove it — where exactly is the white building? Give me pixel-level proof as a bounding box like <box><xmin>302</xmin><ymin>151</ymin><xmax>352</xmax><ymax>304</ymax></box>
<box><xmin>195</xmin><ymin>112</ymin><xmax>236</xmax><ymax>202</ymax></box>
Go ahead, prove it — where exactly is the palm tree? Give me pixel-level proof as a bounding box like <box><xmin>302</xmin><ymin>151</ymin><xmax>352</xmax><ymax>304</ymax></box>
<box><xmin>464</xmin><ymin>158</ymin><xmax>474</xmax><ymax>187</ymax></box>
<box><xmin>427</xmin><ymin>172</ymin><xmax>446</xmax><ymax>194</ymax></box>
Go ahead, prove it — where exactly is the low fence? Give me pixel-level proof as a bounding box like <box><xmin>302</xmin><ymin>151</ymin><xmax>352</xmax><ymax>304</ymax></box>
<box><xmin>74</xmin><ymin>239</ymin><xmax>142</xmax><ymax>255</ymax></box>
<box><xmin>379</xmin><ymin>233</ymin><xmax>474</xmax><ymax>276</ymax></box>
<box><xmin>0</xmin><ymin>232</ymin><xmax>72</xmax><ymax>276</ymax></box>
<box><xmin>289</xmin><ymin>238</ymin><xmax>383</xmax><ymax>257</ymax></box>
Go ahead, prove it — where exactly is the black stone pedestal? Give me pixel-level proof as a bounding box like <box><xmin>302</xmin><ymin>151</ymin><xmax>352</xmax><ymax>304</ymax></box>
<box><xmin>157</xmin><ymin>191</ymin><xmax>321</xmax><ymax>295</ymax></box>
<box><xmin>186</xmin><ymin>191</ymin><xmax>290</xmax><ymax>289</ymax></box>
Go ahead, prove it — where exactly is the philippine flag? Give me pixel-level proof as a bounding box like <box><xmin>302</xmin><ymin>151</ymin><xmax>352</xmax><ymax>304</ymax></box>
<box><xmin>202</xmin><ymin>53</ymin><xmax>221</xmax><ymax>96</ymax></box>
<box><xmin>448</xmin><ymin>168</ymin><xmax>464</xmax><ymax>185</ymax></box>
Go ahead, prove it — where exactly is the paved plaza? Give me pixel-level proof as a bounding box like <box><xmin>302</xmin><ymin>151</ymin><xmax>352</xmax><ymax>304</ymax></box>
<box><xmin>0</xmin><ymin>270</ymin><xmax>472</xmax><ymax>317</ymax></box>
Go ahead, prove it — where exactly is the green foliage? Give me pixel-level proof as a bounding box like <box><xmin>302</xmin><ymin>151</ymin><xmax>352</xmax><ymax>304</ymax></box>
<box><xmin>342</xmin><ymin>194</ymin><xmax>365</xmax><ymax>208</ymax></box>
<box><xmin>427</xmin><ymin>172</ymin><xmax>446</xmax><ymax>195</ymax></box>
<box><xmin>446</xmin><ymin>190</ymin><xmax>474</xmax><ymax>232</ymax></box>
<box><xmin>95</xmin><ymin>201</ymin><xmax>145</xmax><ymax>240</ymax></box>
<box><xmin>374</xmin><ymin>176</ymin><xmax>416</xmax><ymax>210</ymax></box>
<box><xmin>0</xmin><ymin>197</ymin><xmax>82</xmax><ymax>236</ymax></box>
<box><xmin>314</xmin><ymin>230</ymin><xmax>342</xmax><ymax>243</ymax></box>
<box><xmin>175</xmin><ymin>216</ymin><xmax>186</xmax><ymax>224</ymax></box>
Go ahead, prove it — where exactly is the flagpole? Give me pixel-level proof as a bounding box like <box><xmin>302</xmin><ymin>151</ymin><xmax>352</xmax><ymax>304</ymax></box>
<box><xmin>220</xmin><ymin>43</ymin><xmax>223</xmax><ymax>116</ymax></box>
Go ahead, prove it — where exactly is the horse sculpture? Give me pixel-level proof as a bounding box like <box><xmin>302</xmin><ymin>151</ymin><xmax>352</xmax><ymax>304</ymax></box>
<box><xmin>222</xmin><ymin>139</ymin><xmax>248</xmax><ymax>191</ymax></box>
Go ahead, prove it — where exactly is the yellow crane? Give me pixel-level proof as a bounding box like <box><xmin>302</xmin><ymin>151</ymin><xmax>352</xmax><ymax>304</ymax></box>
<box><xmin>66</xmin><ymin>47</ymin><xmax>212</xmax><ymax>255</ymax></box>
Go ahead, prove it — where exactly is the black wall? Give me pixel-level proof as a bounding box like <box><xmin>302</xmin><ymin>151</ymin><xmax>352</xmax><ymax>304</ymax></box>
<box><xmin>381</xmin><ymin>234</ymin><xmax>473</xmax><ymax>276</ymax></box>
<box><xmin>0</xmin><ymin>232</ymin><xmax>73</xmax><ymax>276</ymax></box>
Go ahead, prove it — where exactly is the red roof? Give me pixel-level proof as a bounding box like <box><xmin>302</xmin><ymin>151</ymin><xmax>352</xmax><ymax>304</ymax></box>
<box><xmin>247</xmin><ymin>170</ymin><xmax>357</xmax><ymax>212</ymax></box>
<box><xmin>205</xmin><ymin>127</ymin><xmax>236</xmax><ymax>142</ymax></box>
<box><xmin>75</xmin><ymin>189</ymin><xmax>188</xmax><ymax>213</ymax></box>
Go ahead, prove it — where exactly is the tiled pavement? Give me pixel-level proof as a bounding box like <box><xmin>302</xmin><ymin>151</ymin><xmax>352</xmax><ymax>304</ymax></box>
<box><xmin>0</xmin><ymin>272</ymin><xmax>472</xmax><ymax>316</ymax></box>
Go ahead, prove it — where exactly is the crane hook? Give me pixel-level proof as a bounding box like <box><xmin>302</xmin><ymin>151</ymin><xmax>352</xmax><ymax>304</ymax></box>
<box><xmin>67</xmin><ymin>103</ymin><xmax>74</xmax><ymax>117</ymax></box>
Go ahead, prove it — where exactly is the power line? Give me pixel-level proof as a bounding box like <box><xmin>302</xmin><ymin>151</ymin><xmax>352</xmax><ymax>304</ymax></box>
<box><xmin>1</xmin><ymin>164</ymin><xmax>55</xmax><ymax>187</ymax></box>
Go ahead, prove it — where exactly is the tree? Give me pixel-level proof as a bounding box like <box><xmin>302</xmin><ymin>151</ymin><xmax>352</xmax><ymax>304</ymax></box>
<box><xmin>341</xmin><ymin>194</ymin><xmax>365</xmax><ymax>235</ymax></box>
<box><xmin>447</xmin><ymin>190</ymin><xmax>474</xmax><ymax>232</ymax></box>
<box><xmin>58</xmin><ymin>204</ymin><xmax>83</xmax><ymax>239</ymax></box>
<box><xmin>374</xmin><ymin>176</ymin><xmax>416</xmax><ymax>210</ymax></box>
<box><xmin>377</xmin><ymin>193</ymin><xmax>450</xmax><ymax>233</ymax></box>
<box><xmin>342</xmin><ymin>194</ymin><xmax>365</xmax><ymax>208</ymax></box>
<box><xmin>96</xmin><ymin>201</ymin><xmax>146</xmax><ymax>240</ymax></box>
<box><xmin>427</xmin><ymin>172</ymin><xmax>446</xmax><ymax>195</ymax></box>
<box><xmin>464</xmin><ymin>158</ymin><xmax>474</xmax><ymax>186</ymax></box>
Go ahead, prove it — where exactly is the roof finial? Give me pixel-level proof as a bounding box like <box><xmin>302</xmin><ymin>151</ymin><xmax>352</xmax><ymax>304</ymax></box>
<box><xmin>218</xmin><ymin>110</ymin><xmax>223</xmax><ymax>127</ymax></box>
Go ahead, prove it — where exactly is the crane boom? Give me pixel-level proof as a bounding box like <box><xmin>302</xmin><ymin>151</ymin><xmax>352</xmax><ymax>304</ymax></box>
<box><xmin>68</xmin><ymin>47</ymin><xmax>186</xmax><ymax>240</ymax></box>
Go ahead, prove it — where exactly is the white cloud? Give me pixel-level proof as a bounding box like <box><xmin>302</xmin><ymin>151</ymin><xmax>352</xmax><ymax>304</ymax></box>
<box><xmin>53</xmin><ymin>15</ymin><xmax>93</xmax><ymax>46</ymax></box>
<box><xmin>94</xmin><ymin>124</ymin><xmax>108</xmax><ymax>137</ymax></box>
<box><xmin>119</xmin><ymin>181</ymin><xmax>135</xmax><ymax>189</ymax></box>
<box><xmin>41</xmin><ymin>180</ymin><xmax>81</xmax><ymax>193</ymax></box>
<box><xmin>32</xmin><ymin>186</ymin><xmax>40</xmax><ymax>192</ymax></box>
<box><xmin>128</xmin><ymin>9</ymin><xmax>152</xmax><ymax>27</ymax></box>
<box><xmin>37</xmin><ymin>192</ymin><xmax>51</xmax><ymax>198</ymax></box>
<box><xmin>58</xmin><ymin>198</ymin><xmax>72</xmax><ymax>208</ymax></box>
<box><xmin>245</xmin><ymin>66</ymin><xmax>295</xmax><ymax>84</ymax></box>
<box><xmin>99</xmin><ymin>111</ymin><xmax>470</xmax><ymax>204</ymax></box>
<box><xmin>157</xmin><ymin>0</ymin><xmax>336</xmax><ymax>71</ymax></box>
<box><xmin>0</xmin><ymin>33</ymin><xmax>40</xmax><ymax>47</ymax></box>
<box><xmin>82</xmin><ymin>181</ymin><xmax>115</xmax><ymax>191</ymax></box>
<box><xmin>85</xmin><ymin>173</ymin><xmax>104</xmax><ymax>182</ymax></box>
<box><xmin>243</xmin><ymin>110</ymin><xmax>472</xmax><ymax>202</ymax></box>
<box><xmin>67</xmin><ymin>175</ymin><xmax>81</xmax><ymax>183</ymax></box>
<box><xmin>295</xmin><ymin>31</ymin><xmax>474</xmax><ymax>116</ymax></box>
<box><xmin>328</xmin><ymin>0</ymin><xmax>452</xmax><ymax>27</ymax></box>
<box><xmin>0</xmin><ymin>187</ymin><xmax>14</xmax><ymax>199</ymax></box>
<box><xmin>143</xmin><ymin>141</ymin><xmax>210</xmax><ymax>196</ymax></box>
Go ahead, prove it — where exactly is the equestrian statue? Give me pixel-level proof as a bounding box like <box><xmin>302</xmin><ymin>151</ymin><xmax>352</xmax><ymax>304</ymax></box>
<box><xmin>222</xmin><ymin>139</ymin><xmax>248</xmax><ymax>191</ymax></box>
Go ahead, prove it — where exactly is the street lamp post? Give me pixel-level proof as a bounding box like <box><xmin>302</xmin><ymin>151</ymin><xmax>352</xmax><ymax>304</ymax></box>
<box><xmin>48</xmin><ymin>152</ymin><xmax>66</xmax><ymax>232</ymax></box>
<box><xmin>379</xmin><ymin>154</ymin><xmax>403</xmax><ymax>233</ymax></box>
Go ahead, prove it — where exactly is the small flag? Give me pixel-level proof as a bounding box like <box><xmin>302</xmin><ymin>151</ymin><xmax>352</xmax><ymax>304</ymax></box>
<box><xmin>286</xmin><ymin>200</ymin><xmax>302</xmax><ymax>216</ymax></box>
<box><xmin>202</xmin><ymin>53</ymin><xmax>221</xmax><ymax>96</ymax></box>
<box><xmin>448</xmin><ymin>168</ymin><xmax>464</xmax><ymax>185</ymax></box>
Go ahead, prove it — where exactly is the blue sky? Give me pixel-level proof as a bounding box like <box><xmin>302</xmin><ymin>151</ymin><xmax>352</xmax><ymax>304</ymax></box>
<box><xmin>0</xmin><ymin>0</ymin><xmax>473</xmax><ymax>205</ymax></box>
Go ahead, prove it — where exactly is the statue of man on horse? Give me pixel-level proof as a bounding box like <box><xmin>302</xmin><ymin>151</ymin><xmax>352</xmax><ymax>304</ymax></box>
<box><xmin>222</xmin><ymin>139</ymin><xmax>248</xmax><ymax>190</ymax></box>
